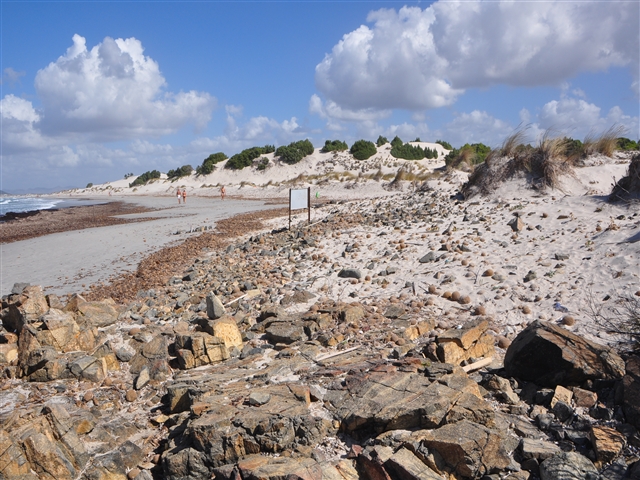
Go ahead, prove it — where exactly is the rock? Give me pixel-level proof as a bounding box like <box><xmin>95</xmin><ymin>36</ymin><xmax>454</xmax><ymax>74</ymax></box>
<box><xmin>508</xmin><ymin>217</ymin><xmax>525</xmax><ymax>232</ymax></box>
<box><xmin>340</xmin><ymin>304</ymin><xmax>366</xmax><ymax>324</ymax></box>
<box><xmin>520</xmin><ymin>438</ymin><xmax>561</xmax><ymax>460</ymax></box>
<box><xmin>623</xmin><ymin>355</ymin><xmax>640</xmax><ymax>429</ymax></box>
<box><xmin>175</xmin><ymin>333</ymin><xmax>229</xmax><ymax>368</ymax></box>
<box><xmin>417</xmin><ymin>420</ymin><xmax>512</xmax><ymax>478</ymax></box>
<box><xmin>385</xmin><ymin>447</ymin><xmax>443</xmax><ymax>479</ymax></box>
<box><xmin>265</xmin><ymin>322</ymin><xmax>307</xmax><ymax>344</ymax></box>
<box><xmin>419</xmin><ymin>252</ymin><xmax>437</xmax><ymax>263</ymax></box>
<box><xmin>135</xmin><ymin>367</ymin><xmax>150</xmax><ymax>390</ymax></box>
<box><xmin>280</xmin><ymin>290</ymin><xmax>315</xmax><ymax>306</ymax></box>
<box><xmin>572</xmin><ymin>387</ymin><xmax>597</xmax><ymax>408</ymax></box>
<box><xmin>338</xmin><ymin>268</ymin><xmax>362</xmax><ymax>280</ymax></box>
<box><xmin>206</xmin><ymin>293</ymin><xmax>226</xmax><ymax>320</ymax></box>
<box><xmin>539</xmin><ymin>452</ymin><xmax>598</xmax><ymax>480</ymax></box>
<box><xmin>126</xmin><ymin>389</ymin><xmax>138</xmax><ymax>402</ymax></box>
<box><xmin>523</xmin><ymin>271</ymin><xmax>537</xmax><ymax>283</ymax></box>
<box><xmin>206</xmin><ymin>317</ymin><xmax>243</xmax><ymax>349</ymax></box>
<box><xmin>0</xmin><ymin>343</ymin><xmax>18</xmax><ymax>364</ymax></box>
<box><xmin>11</xmin><ymin>282</ymin><xmax>30</xmax><ymax>295</ymax></box>
<box><xmin>438</xmin><ymin>318</ymin><xmax>488</xmax><ymax>350</ymax></box>
<box><xmin>504</xmin><ymin>320</ymin><xmax>625</xmax><ymax>387</ymax></box>
<box><xmin>591</xmin><ymin>425</ymin><xmax>625</xmax><ymax>463</ymax></box>
<box><xmin>69</xmin><ymin>355</ymin><xmax>107</xmax><ymax>382</ymax></box>
<box><xmin>249</xmin><ymin>392</ymin><xmax>271</xmax><ymax>406</ymax></box>
<box><xmin>550</xmin><ymin>385</ymin><xmax>572</xmax><ymax>408</ymax></box>
<box><xmin>0</xmin><ymin>429</ymin><xmax>31</xmax><ymax>476</ymax></box>
<box><xmin>555</xmin><ymin>253</ymin><xmax>570</xmax><ymax>261</ymax></box>
<box><xmin>76</xmin><ymin>299</ymin><xmax>119</xmax><ymax>327</ymax></box>
<box><xmin>384</xmin><ymin>304</ymin><xmax>405</xmax><ymax>319</ymax></box>
<box><xmin>2</xmin><ymin>285</ymin><xmax>49</xmax><ymax>332</ymax></box>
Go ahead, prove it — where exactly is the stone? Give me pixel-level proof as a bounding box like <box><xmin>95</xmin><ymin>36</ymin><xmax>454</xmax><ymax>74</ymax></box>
<box><xmin>623</xmin><ymin>355</ymin><xmax>640</xmax><ymax>429</ymax></box>
<box><xmin>338</xmin><ymin>268</ymin><xmax>362</xmax><ymax>280</ymax></box>
<box><xmin>22</xmin><ymin>431</ymin><xmax>78</xmax><ymax>478</ymax></box>
<box><xmin>504</xmin><ymin>320</ymin><xmax>625</xmax><ymax>387</ymax></box>
<box><xmin>206</xmin><ymin>293</ymin><xmax>226</xmax><ymax>319</ymax></box>
<box><xmin>175</xmin><ymin>332</ymin><xmax>229</xmax><ymax>368</ymax></box>
<box><xmin>523</xmin><ymin>271</ymin><xmax>537</xmax><ymax>282</ymax></box>
<box><xmin>0</xmin><ymin>429</ymin><xmax>31</xmax><ymax>476</ymax></box>
<box><xmin>125</xmin><ymin>389</ymin><xmax>138</xmax><ymax>402</ymax></box>
<box><xmin>572</xmin><ymin>387</ymin><xmax>597</xmax><ymax>408</ymax></box>
<box><xmin>76</xmin><ymin>300</ymin><xmax>119</xmax><ymax>327</ymax></box>
<box><xmin>0</xmin><ymin>343</ymin><xmax>18</xmax><ymax>364</ymax></box>
<box><xmin>2</xmin><ymin>285</ymin><xmax>49</xmax><ymax>332</ymax></box>
<box><xmin>249</xmin><ymin>392</ymin><xmax>271</xmax><ymax>406</ymax></box>
<box><xmin>550</xmin><ymin>385</ymin><xmax>573</xmax><ymax>409</ymax></box>
<box><xmin>508</xmin><ymin>217</ymin><xmax>525</xmax><ymax>232</ymax></box>
<box><xmin>591</xmin><ymin>425</ymin><xmax>625</xmax><ymax>463</ymax></box>
<box><xmin>340</xmin><ymin>304</ymin><xmax>366</xmax><ymax>324</ymax></box>
<box><xmin>539</xmin><ymin>452</ymin><xmax>598</xmax><ymax>480</ymax></box>
<box><xmin>265</xmin><ymin>322</ymin><xmax>307</xmax><ymax>344</ymax></box>
<box><xmin>135</xmin><ymin>367</ymin><xmax>150</xmax><ymax>390</ymax></box>
<box><xmin>207</xmin><ymin>317</ymin><xmax>243</xmax><ymax>349</ymax></box>
<box><xmin>438</xmin><ymin>318</ymin><xmax>488</xmax><ymax>349</ymax></box>
<box><xmin>520</xmin><ymin>438</ymin><xmax>561</xmax><ymax>460</ymax></box>
<box><xmin>417</xmin><ymin>420</ymin><xmax>512</xmax><ymax>478</ymax></box>
<box><xmin>384</xmin><ymin>447</ymin><xmax>443</xmax><ymax>480</ymax></box>
<box><xmin>384</xmin><ymin>304</ymin><xmax>405</xmax><ymax>319</ymax></box>
<box><xmin>419</xmin><ymin>252</ymin><xmax>437</xmax><ymax>263</ymax></box>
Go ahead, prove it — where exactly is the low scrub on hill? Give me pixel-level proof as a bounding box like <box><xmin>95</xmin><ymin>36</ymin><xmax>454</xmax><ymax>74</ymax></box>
<box><xmin>226</xmin><ymin>145</ymin><xmax>275</xmax><ymax>170</ymax></box>
<box><xmin>350</xmin><ymin>139</ymin><xmax>377</xmax><ymax>160</ymax></box>
<box><xmin>376</xmin><ymin>135</ymin><xmax>388</xmax><ymax>147</ymax></box>
<box><xmin>617</xmin><ymin>137</ymin><xmax>639</xmax><ymax>151</ymax></box>
<box><xmin>321</xmin><ymin>140</ymin><xmax>348</xmax><ymax>153</ymax></box>
<box><xmin>196</xmin><ymin>152</ymin><xmax>227</xmax><ymax>175</ymax></box>
<box><xmin>390</xmin><ymin>136</ymin><xmax>438</xmax><ymax>160</ymax></box>
<box><xmin>129</xmin><ymin>170</ymin><xmax>161</xmax><ymax>187</ymax></box>
<box><xmin>436</xmin><ymin>140</ymin><xmax>452</xmax><ymax>150</ymax></box>
<box><xmin>167</xmin><ymin>165</ymin><xmax>193</xmax><ymax>180</ymax></box>
<box><xmin>276</xmin><ymin>139</ymin><xmax>314</xmax><ymax>165</ymax></box>
<box><xmin>445</xmin><ymin>143</ymin><xmax>491</xmax><ymax>170</ymax></box>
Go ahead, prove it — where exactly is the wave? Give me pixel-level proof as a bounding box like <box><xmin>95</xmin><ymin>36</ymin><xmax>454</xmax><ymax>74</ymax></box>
<box><xmin>0</xmin><ymin>197</ymin><xmax>63</xmax><ymax>216</ymax></box>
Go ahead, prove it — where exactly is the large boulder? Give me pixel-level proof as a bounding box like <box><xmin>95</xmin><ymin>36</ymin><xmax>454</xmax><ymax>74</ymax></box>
<box><xmin>539</xmin><ymin>451</ymin><xmax>598</xmax><ymax>480</ymax></box>
<box><xmin>623</xmin><ymin>355</ymin><xmax>640</xmax><ymax>429</ymax></box>
<box><xmin>504</xmin><ymin>321</ymin><xmax>625</xmax><ymax>387</ymax></box>
<box><xmin>1</xmin><ymin>285</ymin><xmax>49</xmax><ymax>332</ymax></box>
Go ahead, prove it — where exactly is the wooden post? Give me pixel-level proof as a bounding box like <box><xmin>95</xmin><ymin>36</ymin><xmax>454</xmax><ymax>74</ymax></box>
<box><xmin>307</xmin><ymin>187</ymin><xmax>311</xmax><ymax>224</ymax></box>
<box><xmin>289</xmin><ymin>188</ymin><xmax>292</xmax><ymax>230</ymax></box>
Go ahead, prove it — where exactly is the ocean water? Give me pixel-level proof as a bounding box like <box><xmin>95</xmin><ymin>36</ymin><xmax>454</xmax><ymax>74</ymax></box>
<box><xmin>0</xmin><ymin>197</ymin><xmax>63</xmax><ymax>216</ymax></box>
<box><xmin>0</xmin><ymin>197</ymin><xmax>105</xmax><ymax>218</ymax></box>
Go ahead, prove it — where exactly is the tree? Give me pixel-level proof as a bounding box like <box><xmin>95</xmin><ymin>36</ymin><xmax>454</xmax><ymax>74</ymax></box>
<box><xmin>86</xmin><ymin>183</ymin><xmax>93</xmax><ymax>188</ymax></box>
<box><xmin>436</xmin><ymin>140</ymin><xmax>453</xmax><ymax>150</ymax></box>
<box><xmin>350</xmin><ymin>140</ymin><xmax>377</xmax><ymax>160</ymax></box>
<box><xmin>196</xmin><ymin>152</ymin><xmax>227</xmax><ymax>175</ymax></box>
<box><xmin>225</xmin><ymin>145</ymin><xmax>274</xmax><ymax>170</ymax></box>
<box><xmin>390</xmin><ymin>136</ymin><xmax>403</xmax><ymax>148</ymax></box>
<box><xmin>167</xmin><ymin>165</ymin><xmax>193</xmax><ymax>179</ymax></box>
<box><xmin>376</xmin><ymin>135</ymin><xmax>389</xmax><ymax>147</ymax></box>
<box><xmin>275</xmin><ymin>139</ymin><xmax>315</xmax><ymax>165</ymax></box>
<box><xmin>129</xmin><ymin>170</ymin><xmax>161</xmax><ymax>187</ymax></box>
<box><xmin>321</xmin><ymin>139</ymin><xmax>348</xmax><ymax>152</ymax></box>
<box><xmin>617</xmin><ymin>137</ymin><xmax>639</xmax><ymax>151</ymax></box>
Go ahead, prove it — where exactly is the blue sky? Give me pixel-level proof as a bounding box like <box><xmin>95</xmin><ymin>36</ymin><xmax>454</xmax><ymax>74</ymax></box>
<box><xmin>1</xmin><ymin>0</ymin><xmax>638</xmax><ymax>192</ymax></box>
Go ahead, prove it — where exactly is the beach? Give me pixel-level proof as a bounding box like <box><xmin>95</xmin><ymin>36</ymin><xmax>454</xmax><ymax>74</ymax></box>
<box><xmin>0</xmin><ymin>195</ymin><xmax>285</xmax><ymax>297</ymax></box>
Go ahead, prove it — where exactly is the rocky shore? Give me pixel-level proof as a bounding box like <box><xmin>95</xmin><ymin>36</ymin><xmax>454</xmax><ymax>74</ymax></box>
<box><xmin>1</xmin><ymin>187</ymin><xmax>639</xmax><ymax>479</ymax></box>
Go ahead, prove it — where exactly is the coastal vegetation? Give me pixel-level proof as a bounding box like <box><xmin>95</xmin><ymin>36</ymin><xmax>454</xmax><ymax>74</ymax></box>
<box><xmin>167</xmin><ymin>165</ymin><xmax>194</xmax><ymax>180</ymax></box>
<box><xmin>225</xmin><ymin>145</ymin><xmax>275</xmax><ymax>170</ymax></box>
<box><xmin>196</xmin><ymin>152</ymin><xmax>227</xmax><ymax>175</ymax></box>
<box><xmin>276</xmin><ymin>139</ymin><xmax>314</xmax><ymax>164</ymax></box>
<box><xmin>129</xmin><ymin>169</ymin><xmax>161</xmax><ymax>187</ymax></box>
<box><xmin>321</xmin><ymin>139</ymin><xmax>348</xmax><ymax>153</ymax></box>
<box><xmin>350</xmin><ymin>139</ymin><xmax>377</xmax><ymax>160</ymax></box>
<box><xmin>445</xmin><ymin>143</ymin><xmax>492</xmax><ymax>169</ymax></box>
<box><xmin>376</xmin><ymin>135</ymin><xmax>389</xmax><ymax>147</ymax></box>
<box><xmin>389</xmin><ymin>136</ymin><xmax>438</xmax><ymax>160</ymax></box>
<box><xmin>436</xmin><ymin>140</ymin><xmax>453</xmax><ymax>150</ymax></box>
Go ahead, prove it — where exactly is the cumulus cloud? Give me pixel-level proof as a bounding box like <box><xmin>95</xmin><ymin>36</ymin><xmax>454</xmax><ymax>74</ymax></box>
<box><xmin>17</xmin><ymin>34</ymin><xmax>216</xmax><ymax>143</ymax></box>
<box><xmin>440</xmin><ymin>110</ymin><xmax>514</xmax><ymax>147</ymax></box>
<box><xmin>315</xmin><ymin>1</ymin><xmax>638</xmax><ymax>114</ymax></box>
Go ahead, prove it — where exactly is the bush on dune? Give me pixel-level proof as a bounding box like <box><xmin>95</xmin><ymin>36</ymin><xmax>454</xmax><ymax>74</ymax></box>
<box><xmin>610</xmin><ymin>153</ymin><xmax>640</xmax><ymax>202</ymax></box>
<box><xmin>167</xmin><ymin>165</ymin><xmax>193</xmax><ymax>180</ymax></box>
<box><xmin>321</xmin><ymin>139</ymin><xmax>348</xmax><ymax>153</ymax></box>
<box><xmin>617</xmin><ymin>137</ymin><xmax>639</xmax><ymax>151</ymax></box>
<box><xmin>445</xmin><ymin>143</ymin><xmax>491</xmax><ymax>170</ymax></box>
<box><xmin>226</xmin><ymin>145</ymin><xmax>274</xmax><ymax>170</ymax></box>
<box><xmin>275</xmin><ymin>139</ymin><xmax>314</xmax><ymax>165</ymax></box>
<box><xmin>129</xmin><ymin>170</ymin><xmax>161</xmax><ymax>187</ymax></box>
<box><xmin>583</xmin><ymin>125</ymin><xmax>626</xmax><ymax>157</ymax></box>
<box><xmin>196</xmin><ymin>152</ymin><xmax>227</xmax><ymax>175</ymax></box>
<box><xmin>350</xmin><ymin>139</ymin><xmax>377</xmax><ymax>160</ymax></box>
<box><xmin>390</xmin><ymin>139</ymin><xmax>438</xmax><ymax>160</ymax></box>
<box><xmin>436</xmin><ymin>140</ymin><xmax>452</xmax><ymax>150</ymax></box>
<box><xmin>376</xmin><ymin>135</ymin><xmax>388</xmax><ymax>147</ymax></box>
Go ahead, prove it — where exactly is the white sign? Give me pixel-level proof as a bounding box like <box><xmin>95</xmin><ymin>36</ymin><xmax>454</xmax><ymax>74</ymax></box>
<box><xmin>290</xmin><ymin>188</ymin><xmax>308</xmax><ymax>210</ymax></box>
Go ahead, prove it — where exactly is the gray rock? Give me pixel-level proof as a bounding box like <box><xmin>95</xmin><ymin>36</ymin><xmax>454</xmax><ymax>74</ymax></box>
<box><xmin>338</xmin><ymin>268</ymin><xmax>362</xmax><ymax>279</ymax></box>
<box><xmin>11</xmin><ymin>282</ymin><xmax>30</xmax><ymax>295</ymax></box>
<box><xmin>249</xmin><ymin>392</ymin><xmax>271</xmax><ymax>406</ymax></box>
<box><xmin>539</xmin><ymin>452</ymin><xmax>599</xmax><ymax>480</ymax></box>
<box><xmin>524</xmin><ymin>270</ymin><xmax>537</xmax><ymax>282</ymax></box>
<box><xmin>135</xmin><ymin>367</ymin><xmax>150</xmax><ymax>390</ymax></box>
<box><xmin>206</xmin><ymin>293</ymin><xmax>226</xmax><ymax>320</ymax></box>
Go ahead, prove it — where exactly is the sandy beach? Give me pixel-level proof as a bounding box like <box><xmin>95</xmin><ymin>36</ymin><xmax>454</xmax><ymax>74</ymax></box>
<box><xmin>0</xmin><ymin>195</ymin><xmax>284</xmax><ymax>297</ymax></box>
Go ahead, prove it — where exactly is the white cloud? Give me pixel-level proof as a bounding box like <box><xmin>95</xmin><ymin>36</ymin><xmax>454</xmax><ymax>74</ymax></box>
<box><xmin>440</xmin><ymin>110</ymin><xmax>513</xmax><ymax>147</ymax></box>
<box><xmin>33</xmin><ymin>34</ymin><xmax>216</xmax><ymax>141</ymax></box>
<box><xmin>315</xmin><ymin>1</ymin><xmax>639</xmax><ymax>114</ymax></box>
<box><xmin>1</xmin><ymin>67</ymin><xmax>26</xmax><ymax>86</ymax></box>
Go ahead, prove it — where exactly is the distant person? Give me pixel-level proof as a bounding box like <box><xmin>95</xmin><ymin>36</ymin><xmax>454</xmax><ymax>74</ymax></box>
<box><xmin>182</xmin><ymin>189</ymin><xmax>187</xmax><ymax>204</ymax></box>
<box><xmin>220</xmin><ymin>185</ymin><xmax>226</xmax><ymax>201</ymax></box>
<box><xmin>176</xmin><ymin>188</ymin><xmax>181</xmax><ymax>204</ymax></box>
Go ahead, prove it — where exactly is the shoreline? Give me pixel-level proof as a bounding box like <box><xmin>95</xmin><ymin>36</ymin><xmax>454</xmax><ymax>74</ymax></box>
<box><xmin>0</xmin><ymin>195</ymin><xmax>285</xmax><ymax>297</ymax></box>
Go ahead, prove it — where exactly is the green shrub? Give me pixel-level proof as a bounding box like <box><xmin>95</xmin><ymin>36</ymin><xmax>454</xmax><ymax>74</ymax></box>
<box><xmin>275</xmin><ymin>139</ymin><xmax>314</xmax><ymax>165</ymax></box>
<box><xmin>124</xmin><ymin>173</ymin><xmax>134</xmax><ymax>179</ymax></box>
<box><xmin>226</xmin><ymin>145</ymin><xmax>274</xmax><ymax>170</ymax></box>
<box><xmin>350</xmin><ymin>140</ymin><xmax>377</xmax><ymax>160</ymax></box>
<box><xmin>436</xmin><ymin>140</ymin><xmax>453</xmax><ymax>150</ymax></box>
<box><xmin>256</xmin><ymin>157</ymin><xmax>270</xmax><ymax>171</ymax></box>
<box><xmin>129</xmin><ymin>170</ymin><xmax>161</xmax><ymax>187</ymax></box>
<box><xmin>617</xmin><ymin>137</ymin><xmax>639</xmax><ymax>151</ymax></box>
<box><xmin>391</xmin><ymin>142</ymin><xmax>426</xmax><ymax>160</ymax></box>
<box><xmin>445</xmin><ymin>143</ymin><xmax>491</xmax><ymax>168</ymax></box>
<box><xmin>321</xmin><ymin>139</ymin><xmax>348</xmax><ymax>153</ymax></box>
<box><xmin>197</xmin><ymin>152</ymin><xmax>227</xmax><ymax>175</ymax></box>
<box><xmin>413</xmin><ymin>137</ymin><xmax>421</xmax><ymax>142</ymax></box>
<box><xmin>376</xmin><ymin>135</ymin><xmax>388</xmax><ymax>147</ymax></box>
<box><xmin>86</xmin><ymin>183</ymin><xmax>93</xmax><ymax>188</ymax></box>
<box><xmin>167</xmin><ymin>165</ymin><xmax>193</xmax><ymax>179</ymax></box>
<box><xmin>390</xmin><ymin>136</ymin><xmax>403</xmax><ymax>148</ymax></box>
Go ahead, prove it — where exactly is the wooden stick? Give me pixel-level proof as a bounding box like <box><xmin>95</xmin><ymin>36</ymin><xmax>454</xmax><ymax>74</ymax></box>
<box><xmin>315</xmin><ymin>345</ymin><xmax>361</xmax><ymax>362</ymax></box>
<box><xmin>462</xmin><ymin>356</ymin><xmax>493</xmax><ymax>373</ymax></box>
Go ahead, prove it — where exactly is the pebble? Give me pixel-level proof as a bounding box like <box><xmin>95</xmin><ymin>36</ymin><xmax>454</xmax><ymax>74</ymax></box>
<box><xmin>125</xmin><ymin>389</ymin><xmax>138</xmax><ymax>402</ymax></box>
<box><xmin>562</xmin><ymin>316</ymin><xmax>576</xmax><ymax>326</ymax></box>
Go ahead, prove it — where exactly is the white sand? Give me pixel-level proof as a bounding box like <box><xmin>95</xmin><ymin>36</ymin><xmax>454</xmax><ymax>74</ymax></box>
<box><xmin>1</xmin><ymin>196</ymin><xmax>279</xmax><ymax>297</ymax></box>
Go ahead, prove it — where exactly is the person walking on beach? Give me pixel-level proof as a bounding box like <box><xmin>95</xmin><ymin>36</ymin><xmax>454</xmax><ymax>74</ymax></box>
<box><xmin>182</xmin><ymin>189</ymin><xmax>187</xmax><ymax>204</ymax></box>
<box><xmin>176</xmin><ymin>188</ymin><xmax>182</xmax><ymax>204</ymax></box>
<box><xmin>220</xmin><ymin>185</ymin><xmax>226</xmax><ymax>201</ymax></box>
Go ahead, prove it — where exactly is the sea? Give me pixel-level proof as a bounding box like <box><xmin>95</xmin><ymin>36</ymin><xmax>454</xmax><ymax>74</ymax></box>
<box><xmin>0</xmin><ymin>196</ymin><xmax>105</xmax><ymax>218</ymax></box>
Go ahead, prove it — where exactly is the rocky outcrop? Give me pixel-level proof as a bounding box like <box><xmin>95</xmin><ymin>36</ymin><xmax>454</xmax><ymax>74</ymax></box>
<box><xmin>504</xmin><ymin>320</ymin><xmax>625</xmax><ymax>387</ymax></box>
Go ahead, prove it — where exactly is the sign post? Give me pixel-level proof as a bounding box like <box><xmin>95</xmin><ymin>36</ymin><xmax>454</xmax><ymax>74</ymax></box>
<box><xmin>289</xmin><ymin>187</ymin><xmax>311</xmax><ymax>229</ymax></box>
